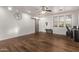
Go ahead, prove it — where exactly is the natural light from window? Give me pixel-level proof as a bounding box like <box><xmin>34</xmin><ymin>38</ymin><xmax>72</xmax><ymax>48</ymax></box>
<box><xmin>53</xmin><ymin>15</ymin><xmax>72</xmax><ymax>27</ymax></box>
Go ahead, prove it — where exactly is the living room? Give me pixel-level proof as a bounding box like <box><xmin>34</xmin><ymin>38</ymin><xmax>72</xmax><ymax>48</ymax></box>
<box><xmin>0</xmin><ymin>6</ymin><xmax>79</xmax><ymax>52</ymax></box>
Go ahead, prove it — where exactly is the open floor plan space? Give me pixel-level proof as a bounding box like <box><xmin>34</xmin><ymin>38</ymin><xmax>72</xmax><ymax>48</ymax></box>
<box><xmin>0</xmin><ymin>6</ymin><xmax>79</xmax><ymax>52</ymax></box>
<box><xmin>0</xmin><ymin>32</ymin><xmax>79</xmax><ymax>52</ymax></box>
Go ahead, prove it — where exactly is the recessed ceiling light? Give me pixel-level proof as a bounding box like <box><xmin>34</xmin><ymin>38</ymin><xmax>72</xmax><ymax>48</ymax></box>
<box><xmin>8</xmin><ymin>7</ymin><xmax>12</xmax><ymax>11</ymax></box>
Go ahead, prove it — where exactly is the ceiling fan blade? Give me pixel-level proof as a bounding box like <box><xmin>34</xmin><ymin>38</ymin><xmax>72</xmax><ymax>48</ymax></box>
<box><xmin>46</xmin><ymin>10</ymin><xmax>52</xmax><ymax>12</ymax></box>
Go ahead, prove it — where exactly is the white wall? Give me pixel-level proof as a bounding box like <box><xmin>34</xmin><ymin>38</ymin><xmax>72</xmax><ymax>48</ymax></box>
<box><xmin>72</xmin><ymin>12</ymin><xmax>78</xmax><ymax>26</ymax></box>
<box><xmin>39</xmin><ymin>16</ymin><xmax>53</xmax><ymax>32</ymax></box>
<box><xmin>0</xmin><ymin>6</ymin><xmax>79</xmax><ymax>40</ymax></box>
<box><xmin>39</xmin><ymin>11</ymin><xmax>79</xmax><ymax>35</ymax></box>
<box><xmin>53</xmin><ymin>27</ymin><xmax>66</xmax><ymax>35</ymax></box>
<box><xmin>0</xmin><ymin>7</ymin><xmax>35</xmax><ymax>40</ymax></box>
<box><xmin>39</xmin><ymin>15</ymin><xmax>66</xmax><ymax>35</ymax></box>
<box><xmin>77</xmin><ymin>11</ymin><xmax>79</xmax><ymax>26</ymax></box>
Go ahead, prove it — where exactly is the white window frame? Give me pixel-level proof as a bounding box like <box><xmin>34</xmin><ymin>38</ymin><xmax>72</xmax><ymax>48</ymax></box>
<box><xmin>53</xmin><ymin>14</ymin><xmax>72</xmax><ymax>28</ymax></box>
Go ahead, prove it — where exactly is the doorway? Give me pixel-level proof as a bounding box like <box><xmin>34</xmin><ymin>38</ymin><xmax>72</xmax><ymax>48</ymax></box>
<box><xmin>35</xmin><ymin>19</ymin><xmax>39</xmax><ymax>33</ymax></box>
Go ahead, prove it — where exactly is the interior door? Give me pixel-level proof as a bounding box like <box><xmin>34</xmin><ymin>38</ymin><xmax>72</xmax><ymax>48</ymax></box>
<box><xmin>35</xmin><ymin>19</ymin><xmax>39</xmax><ymax>33</ymax></box>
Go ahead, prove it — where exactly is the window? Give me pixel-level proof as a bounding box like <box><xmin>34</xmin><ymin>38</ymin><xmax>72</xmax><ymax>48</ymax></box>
<box><xmin>59</xmin><ymin>16</ymin><xmax>65</xmax><ymax>27</ymax></box>
<box><xmin>65</xmin><ymin>15</ymin><xmax>72</xmax><ymax>27</ymax></box>
<box><xmin>53</xmin><ymin>16</ymin><xmax>59</xmax><ymax>27</ymax></box>
<box><xmin>53</xmin><ymin>15</ymin><xmax>72</xmax><ymax>27</ymax></box>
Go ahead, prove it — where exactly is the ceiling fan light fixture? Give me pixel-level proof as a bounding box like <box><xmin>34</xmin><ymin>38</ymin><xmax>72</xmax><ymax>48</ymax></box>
<box><xmin>41</xmin><ymin>11</ymin><xmax>46</xmax><ymax>14</ymax></box>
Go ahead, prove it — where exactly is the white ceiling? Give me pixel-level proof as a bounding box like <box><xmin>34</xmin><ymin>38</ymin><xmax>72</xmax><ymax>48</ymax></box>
<box><xmin>5</xmin><ymin>6</ymin><xmax>79</xmax><ymax>17</ymax></box>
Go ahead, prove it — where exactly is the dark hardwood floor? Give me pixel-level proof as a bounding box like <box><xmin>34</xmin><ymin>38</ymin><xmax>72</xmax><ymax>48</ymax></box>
<box><xmin>0</xmin><ymin>32</ymin><xmax>79</xmax><ymax>52</ymax></box>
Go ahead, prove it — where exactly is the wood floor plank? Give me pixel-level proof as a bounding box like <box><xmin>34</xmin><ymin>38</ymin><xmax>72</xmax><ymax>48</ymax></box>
<box><xmin>0</xmin><ymin>32</ymin><xmax>79</xmax><ymax>52</ymax></box>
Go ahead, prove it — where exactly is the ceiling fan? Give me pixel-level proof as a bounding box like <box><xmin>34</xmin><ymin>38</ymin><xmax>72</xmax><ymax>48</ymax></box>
<box><xmin>41</xmin><ymin>6</ymin><xmax>52</xmax><ymax>12</ymax></box>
